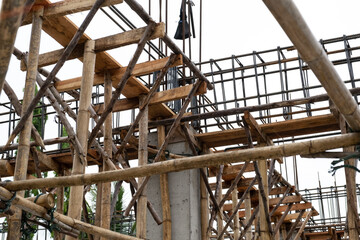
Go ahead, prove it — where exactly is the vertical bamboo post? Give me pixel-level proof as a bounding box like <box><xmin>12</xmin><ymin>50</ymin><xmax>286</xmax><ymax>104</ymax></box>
<box><xmin>7</xmin><ymin>6</ymin><xmax>43</xmax><ymax>238</ymax></box>
<box><xmin>232</xmin><ymin>183</ymin><xmax>240</xmax><ymax>239</ymax></box>
<box><xmin>158</xmin><ymin>124</ymin><xmax>172</xmax><ymax>239</ymax></box>
<box><xmin>258</xmin><ymin>159</ymin><xmax>271</xmax><ymax>240</ymax></box>
<box><xmin>245</xmin><ymin>192</ymin><xmax>252</xmax><ymax>240</ymax></box>
<box><xmin>200</xmin><ymin>167</ymin><xmax>209</xmax><ymax>240</ymax></box>
<box><xmin>94</xmin><ymin>166</ymin><xmax>103</xmax><ymax>240</ymax></box>
<box><xmin>100</xmin><ymin>72</ymin><xmax>112</xmax><ymax>239</ymax></box>
<box><xmin>217</xmin><ymin>169</ymin><xmax>224</xmax><ymax>240</ymax></box>
<box><xmin>54</xmin><ymin>169</ymin><xmax>65</xmax><ymax>240</ymax></box>
<box><xmin>65</xmin><ymin>40</ymin><xmax>96</xmax><ymax>240</ymax></box>
<box><xmin>340</xmin><ymin>117</ymin><xmax>359</xmax><ymax>239</ymax></box>
<box><xmin>136</xmin><ymin>95</ymin><xmax>148</xmax><ymax>239</ymax></box>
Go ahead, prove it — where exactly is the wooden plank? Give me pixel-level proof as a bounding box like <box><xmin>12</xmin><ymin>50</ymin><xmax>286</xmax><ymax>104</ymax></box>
<box><xmin>280</xmin><ymin>211</ymin><xmax>310</xmax><ymax>222</ymax></box>
<box><xmin>236</xmin><ymin>202</ymin><xmax>312</xmax><ymax>218</ymax></box>
<box><xmin>22</xmin><ymin>0</ymin><xmax>123</xmax><ymax>25</ymax></box>
<box><xmin>54</xmin><ymin>55</ymin><xmax>182</xmax><ymax>92</ymax></box>
<box><xmin>28</xmin><ymin>23</ymin><xmax>165</xmax><ymax>70</ymax></box>
<box><xmin>223</xmin><ymin>195</ymin><xmax>303</xmax><ymax>211</ymax></box>
<box><xmin>195</xmin><ymin>114</ymin><xmax>339</xmax><ymax>148</ymax></box>
<box><xmin>93</xmin><ymin>82</ymin><xmax>206</xmax><ymax>114</ymax></box>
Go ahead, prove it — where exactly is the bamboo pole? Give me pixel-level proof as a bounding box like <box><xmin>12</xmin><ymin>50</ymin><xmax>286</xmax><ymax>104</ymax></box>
<box><xmin>216</xmin><ymin>166</ymin><xmax>224</xmax><ymax>240</ymax></box>
<box><xmin>136</xmin><ymin>95</ymin><xmax>148</xmax><ymax>239</ymax></box>
<box><xmin>294</xmin><ymin>211</ymin><xmax>313</xmax><ymax>240</ymax></box>
<box><xmin>232</xmin><ymin>182</ymin><xmax>240</xmax><ymax>239</ymax></box>
<box><xmin>158</xmin><ymin>124</ymin><xmax>172</xmax><ymax>240</ymax></box>
<box><xmin>2</xmin><ymin>132</ymin><xmax>360</xmax><ymax>192</ymax></box>
<box><xmin>263</xmin><ymin>0</ymin><xmax>360</xmax><ymax>131</ymax></box>
<box><xmin>7</xmin><ymin>7</ymin><xmax>43</xmax><ymax>238</ymax></box>
<box><xmin>66</xmin><ymin>40</ymin><xmax>96</xmax><ymax>240</ymax></box>
<box><xmin>340</xmin><ymin>116</ymin><xmax>360</xmax><ymax>239</ymax></box>
<box><xmin>55</xmin><ymin>170</ymin><xmax>65</xmax><ymax>240</ymax></box>
<box><xmin>0</xmin><ymin>186</ymin><xmax>139</xmax><ymax>240</ymax></box>
<box><xmin>100</xmin><ymin>72</ymin><xmax>112</xmax><ymax>240</ymax></box>
<box><xmin>285</xmin><ymin>210</ymin><xmax>305</xmax><ymax>240</ymax></box>
<box><xmin>4</xmin><ymin>0</ymin><xmax>106</xmax><ymax>148</ymax></box>
<box><xmin>0</xmin><ymin>0</ymin><xmax>27</xmax><ymax>94</ymax></box>
<box><xmin>27</xmin><ymin>193</ymin><xmax>55</xmax><ymax>210</ymax></box>
<box><xmin>87</xmin><ymin>21</ymin><xmax>157</xmax><ymax>147</ymax></box>
<box><xmin>244</xmin><ymin>192</ymin><xmax>252</xmax><ymax>240</ymax></box>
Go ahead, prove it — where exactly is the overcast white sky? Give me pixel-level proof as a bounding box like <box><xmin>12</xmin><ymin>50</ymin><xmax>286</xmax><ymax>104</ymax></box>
<box><xmin>1</xmin><ymin>0</ymin><xmax>360</xmax><ymax>192</ymax></box>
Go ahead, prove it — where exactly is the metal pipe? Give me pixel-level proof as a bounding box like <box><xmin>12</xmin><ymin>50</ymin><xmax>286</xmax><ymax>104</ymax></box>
<box><xmin>263</xmin><ymin>0</ymin><xmax>360</xmax><ymax>131</ymax></box>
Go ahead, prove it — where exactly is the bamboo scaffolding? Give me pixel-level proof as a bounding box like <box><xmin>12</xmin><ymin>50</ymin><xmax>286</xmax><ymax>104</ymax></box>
<box><xmin>263</xmin><ymin>0</ymin><xmax>360</xmax><ymax>131</ymax></box>
<box><xmin>7</xmin><ymin>7</ymin><xmax>43</xmax><ymax>238</ymax></box>
<box><xmin>232</xmin><ymin>181</ymin><xmax>240</xmax><ymax>239</ymax></box>
<box><xmin>66</xmin><ymin>40</ymin><xmax>96</xmax><ymax>240</ymax></box>
<box><xmin>1</xmin><ymin>132</ymin><xmax>360</xmax><ymax>191</ymax></box>
<box><xmin>294</xmin><ymin>210</ymin><xmax>313</xmax><ymax>240</ymax></box>
<box><xmin>5</xmin><ymin>0</ymin><xmax>105</xmax><ymax>148</ymax></box>
<box><xmin>244</xmin><ymin>192</ymin><xmax>252</xmax><ymax>239</ymax></box>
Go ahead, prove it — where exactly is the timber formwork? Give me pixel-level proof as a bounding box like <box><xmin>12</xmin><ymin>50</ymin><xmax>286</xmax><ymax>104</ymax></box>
<box><xmin>0</xmin><ymin>0</ymin><xmax>359</xmax><ymax>240</ymax></box>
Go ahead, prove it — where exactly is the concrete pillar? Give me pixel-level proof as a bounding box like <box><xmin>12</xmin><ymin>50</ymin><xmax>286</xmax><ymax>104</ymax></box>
<box><xmin>146</xmin><ymin>130</ymin><xmax>201</xmax><ymax>240</ymax></box>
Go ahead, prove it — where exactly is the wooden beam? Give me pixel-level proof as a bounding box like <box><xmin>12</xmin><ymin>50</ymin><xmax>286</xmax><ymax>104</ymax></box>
<box><xmin>93</xmin><ymin>82</ymin><xmax>206</xmax><ymax>114</ymax></box>
<box><xmin>54</xmin><ymin>55</ymin><xmax>182</xmax><ymax>92</ymax></box>
<box><xmin>22</xmin><ymin>0</ymin><xmax>123</xmax><ymax>25</ymax></box>
<box><xmin>2</xmin><ymin>132</ymin><xmax>360</xmax><ymax>191</ymax></box>
<box><xmin>31</xmin><ymin>22</ymin><xmax>165</xmax><ymax>70</ymax></box>
<box><xmin>32</xmin><ymin>148</ymin><xmax>61</xmax><ymax>173</ymax></box>
<box><xmin>237</xmin><ymin>202</ymin><xmax>312</xmax><ymax>218</ymax></box>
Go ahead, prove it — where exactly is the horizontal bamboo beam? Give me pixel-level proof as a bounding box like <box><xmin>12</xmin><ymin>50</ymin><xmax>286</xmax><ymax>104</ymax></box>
<box><xmin>22</xmin><ymin>0</ymin><xmax>123</xmax><ymax>25</ymax></box>
<box><xmin>93</xmin><ymin>82</ymin><xmax>206</xmax><ymax>113</ymax></box>
<box><xmin>54</xmin><ymin>55</ymin><xmax>182</xmax><ymax>92</ymax></box>
<box><xmin>29</xmin><ymin>22</ymin><xmax>165</xmax><ymax>70</ymax></box>
<box><xmin>1</xmin><ymin>132</ymin><xmax>360</xmax><ymax>191</ymax></box>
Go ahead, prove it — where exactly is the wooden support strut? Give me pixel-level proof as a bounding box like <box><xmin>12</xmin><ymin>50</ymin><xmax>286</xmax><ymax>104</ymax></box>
<box><xmin>1</xmin><ymin>132</ymin><xmax>360</xmax><ymax>191</ymax></box>
<box><xmin>5</xmin><ymin>0</ymin><xmax>106</xmax><ymax>148</ymax></box>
